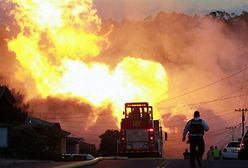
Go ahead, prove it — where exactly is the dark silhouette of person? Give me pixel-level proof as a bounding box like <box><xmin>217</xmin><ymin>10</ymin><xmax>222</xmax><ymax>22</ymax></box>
<box><xmin>131</xmin><ymin>107</ymin><xmax>141</xmax><ymax>118</ymax></box>
<box><xmin>182</xmin><ymin>111</ymin><xmax>209</xmax><ymax>168</ymax></box>
<box><xmin>206</xmin><ymin>146</ymin><xmax>214</xmax><ymax>160</ymax></box>
<box><xmin>183</xmin><ymin>149</ymin><xmax>190</xmax><ymax>159</ymax></box>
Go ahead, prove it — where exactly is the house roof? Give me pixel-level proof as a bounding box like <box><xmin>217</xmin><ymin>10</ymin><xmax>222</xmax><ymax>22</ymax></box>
<box><xmin>66</xmin><ymin>136</ymin><xmax>82</xmax><ymax>143</ymax></box>
<box><xmin>25</xmin><ymin>117</ymin><xmax>71</xmax><ymax>137</ymax></box>
<box><xmin>0</xmin><ymin>85</ymin><xmax>16</xmax><ymax>105</ymax></box>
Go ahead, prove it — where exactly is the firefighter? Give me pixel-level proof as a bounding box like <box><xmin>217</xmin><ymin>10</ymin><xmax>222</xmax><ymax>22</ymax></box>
<box><xmin>206</xmin><ymin>146</ymin><xmax>214</xmax><ymax>160</ymax></box>
<box><xmin>212</xmin><ymin>146</ymin><xmax>222</xmax><ymax>159</ymax></box>
<box><xmin>182</xmin><ymin>111</ymin><xmax>209</xmax><ymax>168</ymax></box>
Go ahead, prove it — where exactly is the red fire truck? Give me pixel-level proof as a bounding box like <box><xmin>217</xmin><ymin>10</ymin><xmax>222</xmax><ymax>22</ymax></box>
<box><xmin>118</xmin><ymin>102</ymin><xmax>165</xmax><ymax>157</ymax></box>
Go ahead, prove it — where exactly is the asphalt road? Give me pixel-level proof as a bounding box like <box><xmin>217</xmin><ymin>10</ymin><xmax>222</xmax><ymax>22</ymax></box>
<box><xmin>83</xmin><ymin>158</ymin><xmax>248</xmax><ymax>168</ymax></box>
<box><xmin>1</xmin><ymin>158</ymin><xmax>248</xmax><ymax>168</ymax></box>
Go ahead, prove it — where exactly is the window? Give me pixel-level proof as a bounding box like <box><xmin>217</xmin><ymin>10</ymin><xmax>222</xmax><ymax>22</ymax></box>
<box><xmin>227</xmin><ymin>142</ymin><xmax>240</xmax><ymax>148</ymax></box>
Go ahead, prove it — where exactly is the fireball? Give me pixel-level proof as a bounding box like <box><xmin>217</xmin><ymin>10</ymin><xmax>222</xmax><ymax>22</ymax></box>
<box><xmin>7</xmin><ymin>0</ymin><xmax>168</xmax><ymax>123</ymax></box>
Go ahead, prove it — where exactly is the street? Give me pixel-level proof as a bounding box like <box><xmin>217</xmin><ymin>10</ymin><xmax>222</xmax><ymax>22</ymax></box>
<box><xmin>1</xmin><ymin>158</ymin><xmax>248</xmax><ymax>168</ymax></box>
<box><xmin>83</xmin><ymin>158</ymin><xmax>248</xmax><ymax>168</ymax></box>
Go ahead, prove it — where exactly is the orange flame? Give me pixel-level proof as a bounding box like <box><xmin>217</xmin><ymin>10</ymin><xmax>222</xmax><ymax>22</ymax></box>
<box><xmin>8</xmin><ymin>0</ymin><xmax>168</xmax><ymax>122</ymax></box>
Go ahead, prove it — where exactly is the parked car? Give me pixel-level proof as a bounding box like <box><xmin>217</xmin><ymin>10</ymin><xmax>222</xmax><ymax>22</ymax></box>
<box><xmin>222</xmin><ymin>141</ymin><xmax>241</xmax><ymax>159</ymax></box>
<box><xmin>239</xmin><ymin>130</ymin><xmax>248</xmax><ymax>160</ymax></box>
<box><xmin>61</xmin><ymin>153</ymin><xmax>95</xmax><ymax>161</ymax></box>
<box><xmin>82</xmin><ymin>154</ymin><xmax>95</xmax><ymax>160</ymax></box>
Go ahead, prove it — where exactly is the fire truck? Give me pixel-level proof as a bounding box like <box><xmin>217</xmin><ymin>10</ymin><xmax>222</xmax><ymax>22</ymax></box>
<box><xmin>118</xmin><ymin>102</ymin><xmax>165</xmax><ymax>157</ymax></box>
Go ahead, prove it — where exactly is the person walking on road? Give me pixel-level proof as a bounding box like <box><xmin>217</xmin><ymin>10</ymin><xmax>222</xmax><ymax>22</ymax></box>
<box><xmin>206</xmin><ymin>146</ymin><xmax>214</xmax><ymax>160</ymax></box>
<box><xmin>182</xmin><ymin>111</ymin><xmax>209</xmax><ymax>168</ymax></box>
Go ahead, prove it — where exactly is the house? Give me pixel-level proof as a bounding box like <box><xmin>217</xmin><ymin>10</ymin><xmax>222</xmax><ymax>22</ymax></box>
<box><xmin>65</xmin><ymin>136</ymin><xmax>81</xmax><ymax>154</ymax></box>
<box><xmin>0</xmin><ymin>85</ymin><xmax>70</xmax><ymax>159</ymax></box>
<box><xmin>79</xmin><ymin>141</ymin><xmax>96</xmax><ymax>155</ymax></box>
<box><xmin>23</xmin><ymin>117</ymin><xmax>70</xmax><ymax>159</ymax></box>
<box><xmin>0</xmin><ymin>85</ymin><xmax>96</xmax><ymax>159</ymax></box>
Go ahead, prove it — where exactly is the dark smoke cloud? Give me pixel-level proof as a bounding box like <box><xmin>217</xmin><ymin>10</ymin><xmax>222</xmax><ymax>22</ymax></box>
<box><xmin>85</xmin><ymin>107</ymin><xmax>118</xmax><ymax>144</ymax></box>
<box><xmin>28</xmin><ymin>97</ymin><xmax>118</xmax><ymax>145</ymax></box>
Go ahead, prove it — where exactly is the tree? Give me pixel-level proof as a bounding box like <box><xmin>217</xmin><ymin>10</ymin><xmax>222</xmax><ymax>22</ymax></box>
<box><xmin>10</xmin><ymin>89</ymin><xmax>29</xmax><ymax>112</ymax></box>
<box><xmin>98</xmin><ymin>129</ymin><xmax>120</xmax><ymax>156</ymax></box>
<box><xmin>208</xmin><ymin>11</ymin><xmax>232</xmax><ymax>21</ymax></box>
<box><xmin>0</xmin><ymin>86</ymin><xmax>28</xmax><ymax>127</ymax></box>
<box><xmin>7</xmin><ymin>123</ymin><xmax>66</xmax><ymax>159</ymax></box>
<box><xmin>8</xmin><ymin>126</ymin><xmax>47</xmax><ymax>159</ymax></box>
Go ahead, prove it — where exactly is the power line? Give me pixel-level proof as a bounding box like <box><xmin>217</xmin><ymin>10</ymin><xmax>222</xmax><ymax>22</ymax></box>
<box><xmin>237</xmin><ymin>54</ymin><xmax>248</xmax><ymax>109</ymax></box>
<box><xmin>165</xmin><ymin>65</ymin><xmax>248</xmax><ymax>102</ymax></box>
<box><xmin>165</xmin><ymin>110</ymin><xmax>240</xmax><ymax>129</ymax></box>
<box><xmin>37</xmin><ymin>85</ymin><xmax>248</xmax><ymax>125</ymax></box>
<box><xmin>44</xmin><ymin>90</ymin><xmax>243</xmax><ymax>123</ymax></box>
<box><xmin>189</xmin><ymin>93</ymin><xmax>248</xmax><ymax>107</ymax></box>
<box><xmin>226</xmin><ymin>125</ymin><xmax>241</xmax><ymax>141</ymax></box>
<box><xmin>159</xmin><ymin>85</ymin><xmax>248</xmax><ymax>112</ymax></box>
<box><xmin>215</xmin><ymin>133</ymin><xmax>231</xmax><ymax>148</ymax></box>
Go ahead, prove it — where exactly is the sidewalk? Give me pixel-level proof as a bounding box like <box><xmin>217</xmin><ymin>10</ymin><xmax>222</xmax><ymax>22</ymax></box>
<box><xmin>0</xmin><ymin>158</ymin><xmax>65</xmax><ymax>168</ymax></box>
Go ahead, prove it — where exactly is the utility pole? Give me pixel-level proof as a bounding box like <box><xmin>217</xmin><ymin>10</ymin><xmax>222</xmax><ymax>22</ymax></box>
<box><xmin>226</xmin><ymin>126</ymin><xmax>237</xmax><ymax>141</ymax></box>
<box><xmin>116</xmin><ymin>139</ymin><xmax>119</xmax><ymax>160</ymax></box>
<box><xmin>235</xmin><ymin>108</ymin><xmax>248</xmax><ymax>137</ymax></box>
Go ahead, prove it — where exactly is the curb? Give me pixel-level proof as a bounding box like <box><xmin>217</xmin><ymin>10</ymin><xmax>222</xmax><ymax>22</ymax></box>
<box><xmin>53</xmin><ymin>156</ymin><xmax>128</xmax><ymax>168</ymax></box>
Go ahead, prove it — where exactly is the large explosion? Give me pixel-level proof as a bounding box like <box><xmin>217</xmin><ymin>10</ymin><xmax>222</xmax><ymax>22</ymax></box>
<box><xmin>6</xmin><ymin>0</ymin><xmax>168</xmax><ymax>122</ymax></box>
<box><xmin>2</xmin><ymin>0</ymin><xmax>248</xmax><ymax>158</ymax></box>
